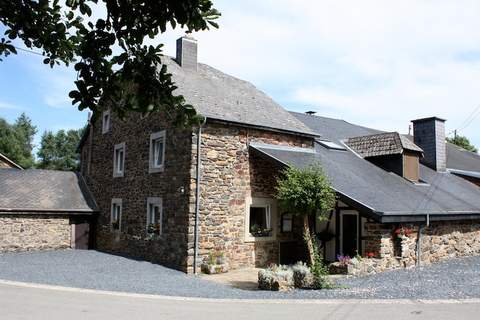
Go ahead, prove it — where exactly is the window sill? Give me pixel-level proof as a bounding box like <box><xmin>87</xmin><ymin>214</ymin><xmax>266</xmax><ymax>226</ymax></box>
<box><xmin>244</xmin><ymin>234</ymin><xmax>276</xmax><ymax>243</ymax></box>
<box><xmin>113</xmin><ymin>172</ymin><xmax>124</xmax><ymax>178</ymax></box>
<box><xmin>148</xmin><ymin>166</ymin><xmax>165</xmax><ymax>174</ymax></box>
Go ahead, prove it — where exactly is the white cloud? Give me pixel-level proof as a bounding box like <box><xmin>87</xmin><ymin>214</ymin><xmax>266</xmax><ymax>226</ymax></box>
<box><xmin>176</xmin><ymin>0</ymin><xmax>480</xmax><ymax>145</ymax></box>
<box><xmin>10</xmin><ymin>0</ymin><xmax>480</xmax><ymax>145</ymax></box>
<box><xmin>0</xmin><ymin>101</ymin><xmax>22</xmax><ymax>110</ymax></box>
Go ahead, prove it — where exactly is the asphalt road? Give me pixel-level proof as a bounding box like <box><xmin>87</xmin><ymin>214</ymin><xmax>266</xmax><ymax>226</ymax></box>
<box><xmin>1</xmin><ymin>283</ymin><xmax>480</xmax><ymax>320</ymax></box>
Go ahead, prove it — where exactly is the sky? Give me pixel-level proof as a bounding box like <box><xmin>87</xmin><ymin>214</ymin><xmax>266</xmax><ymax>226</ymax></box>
<box><xmin>1</xmin><ymin>0</ymin><xmax>480</xmax><ymax>151</ymax></box>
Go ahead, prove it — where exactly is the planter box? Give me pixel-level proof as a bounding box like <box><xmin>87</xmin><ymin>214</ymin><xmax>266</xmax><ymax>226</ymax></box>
<box><xmin>328</xmin><ymin>262</ymin><xmax>353</xmax><ymax>275</ymax></box>
<box><xmin>201</xmin><ymin>263</ymin><xmax>229</xmax><ymax>274</ymax></box>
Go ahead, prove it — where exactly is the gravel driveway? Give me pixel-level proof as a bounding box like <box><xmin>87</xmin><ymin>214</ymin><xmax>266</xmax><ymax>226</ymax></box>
<box><xmin>1</xmin><ymin>250</ymin><xmax>479</xmax><ymax>300</ymax></box>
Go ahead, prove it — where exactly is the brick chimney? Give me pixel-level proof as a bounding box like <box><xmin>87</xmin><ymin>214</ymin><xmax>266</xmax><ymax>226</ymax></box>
<box><xmin>411</xmin><ymin>117</ymin><xmax>446</xmax><ymax>172</ymax></box>
<box><xmin>176</xmin><ymin>34</ymin><xmax>197</xmax><ymax>71</ymax></box>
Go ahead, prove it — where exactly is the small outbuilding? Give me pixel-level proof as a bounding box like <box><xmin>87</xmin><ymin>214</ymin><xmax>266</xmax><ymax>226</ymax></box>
<box><xmin>0</xmin><ymin>169</ymin><xmax>97</xmax><ymax>252</ymax></box>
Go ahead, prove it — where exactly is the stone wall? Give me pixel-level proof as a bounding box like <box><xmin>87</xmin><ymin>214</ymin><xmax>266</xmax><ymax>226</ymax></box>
<box><xmin>350</xmin><ymin>220</ymin><xmax>480</xmax><ymax>276</ymax></box>
<box><xmin>0</xmin><ymin>214</ymin><xmax>71</xmax><ymax>252</ymax></box>
<box><xmin>81</xmin><ymin>111</ymin><xmax>193</xmax><ymax>271</ymax></box>
<box><xmin>186</xmin><ymin>122</ymin><xmax>313</xmax><ymax>272</ymax></box>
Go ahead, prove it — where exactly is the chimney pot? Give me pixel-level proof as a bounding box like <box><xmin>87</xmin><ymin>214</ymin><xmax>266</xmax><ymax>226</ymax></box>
<box><xmin>176</xmin><ymin>34</ymin><xmax>198</xmax><ymax>71</ymax></box>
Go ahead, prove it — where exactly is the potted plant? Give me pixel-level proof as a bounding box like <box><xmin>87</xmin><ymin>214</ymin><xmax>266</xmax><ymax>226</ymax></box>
<box><xmin>147</xmin><ymin>223</ymin><xmax>161</xmax><ymax>235</ymax></box>
<box><xmin>250</xmin><ymin>224</ymin><xmax>272</xmax><ymax>237</ymax></box>
<box><xmin>328</xmin><ymin>254</ymin><xmax>352</xmax><ymax>274</ymax></box>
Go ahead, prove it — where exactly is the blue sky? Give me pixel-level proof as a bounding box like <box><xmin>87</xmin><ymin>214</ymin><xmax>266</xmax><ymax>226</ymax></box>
<box><xmin>2</xmin><ymin>0</ymin><xmax>480</xmax><ymax>151</ymax></box>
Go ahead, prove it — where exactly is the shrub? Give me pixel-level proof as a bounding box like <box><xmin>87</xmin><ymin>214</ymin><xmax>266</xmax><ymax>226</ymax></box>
<box><xmin>291</xmin><ymin>262</ymin><xmax>312</xmax><ymax>288</ymax></box>
<box><xmin>258</xmin><ymin>264</ymin><xmax>293</xmax><ymax>291</ymax></box>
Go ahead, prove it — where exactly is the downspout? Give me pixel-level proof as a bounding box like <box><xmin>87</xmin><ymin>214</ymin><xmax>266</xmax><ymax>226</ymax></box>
<box><xmin>193</xmin><ymin>117</ymin><xmax>206</xmax><ymax>274</ymax></box>
<box><xmin>416</xmin><ymin>213</ymin><xmax>430</xmax><ymax>267</ymax></box>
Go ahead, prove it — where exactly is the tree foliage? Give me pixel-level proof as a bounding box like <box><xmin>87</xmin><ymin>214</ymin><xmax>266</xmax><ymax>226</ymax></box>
<box><xmin>0</xmin><ymin>113</ymin><xmax>36</xmax><ymax>168</ymax></box>
<box><xmin>276</xmin><ymin>164</ymin><xmax>336</xmax><ymax>266</ymax></box>
<box><xmin>0</xmin><ymin>1</ymin><xmax>220</xmax><ymax>125</ymax></box>
<box><xmin>446</xmin><ymin>135</ymin><xmax>478</xmax><ymax>153</ymax></box>
<box><xmin>37</xmin><ymin>127</ymin><xmax>84</xmax><ymax>171</ymax></box>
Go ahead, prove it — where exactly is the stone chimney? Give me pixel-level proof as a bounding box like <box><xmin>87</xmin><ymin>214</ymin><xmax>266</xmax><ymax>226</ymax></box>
<box><xmin>411</xmin><ymin>117</ymin><xmax>446</xmax><ymax>172</ymax></box>
<box><xmin>176</xmin><ymin>34</ymin><xmax>197</xmax><ymax>71</ymax></box>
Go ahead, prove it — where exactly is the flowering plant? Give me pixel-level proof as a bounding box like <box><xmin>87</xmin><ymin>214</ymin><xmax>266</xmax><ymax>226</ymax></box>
<box><xmin>336</xmin><ymin>254</ymin><xmax>351</xmax><ymax>267</ymax></box>
<box><xmin>147</xmin><ymin>223</ymin><xmax>161</xmax><ymax>235</ymax></box>
<box><xmin>393</xmin><ymin>225</ymin><xmax>412</xmax><ymax>238</ymax></box>
<box><xmin>365</xmin><ymin>251</ymin><xmax>376</xmax><ymax>258</ymax></box>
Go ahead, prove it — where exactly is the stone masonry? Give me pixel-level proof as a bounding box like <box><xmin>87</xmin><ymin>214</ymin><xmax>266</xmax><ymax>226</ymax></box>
<box><xmin>186</xmin><ymin>122</ymin><xmax>313</xmax><ymax>272</ymax></box>
<box><xmin>350</xmin><ymin>220</ymin><xmax>480</xmax><ymax>275</ymax></box>
<box><xmin>80</xmin><ymin>109</ymin><xmax>314</xmax><ymax>273</ymax></box>
<box><xmin>0</xmin><ymin>214</ymin><xmax>71</xmax><ymax>252</ymax></box>
<box><xmin>82</xmin><ymin>111</ymin><xmax>193</xmax><ymax>271</ymax></box>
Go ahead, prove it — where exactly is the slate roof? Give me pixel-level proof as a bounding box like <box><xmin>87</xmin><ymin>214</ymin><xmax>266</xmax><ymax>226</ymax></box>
<box><xmin>250</xmin><ymin>112</ymin><xmax>480</xmax><ymax>223</ymax></box>
<box><xmin>345</xmin><ymin>132</ymin><xmax>423</xmax><ymax>158</ymax></box>
<box><xmin>161</xmin><ymin>58</ymin><xmax>316</xmax><ymax>136</ymax></box>
<box><xmin>446</xmin><ymin>142</ymin><xmax>480</xmax><ymax>173</ymax></box>
<box><xmin>0</xmin><ymin>169</ymin><xmax>97</xmax><ymax>213</ymax></box>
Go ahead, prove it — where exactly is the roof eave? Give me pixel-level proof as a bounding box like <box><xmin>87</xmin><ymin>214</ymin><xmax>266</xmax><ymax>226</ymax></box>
<box><xmin>0</xmin><ymin>208</ymin><xmax>98</xmax><ymax>215</ymax></box>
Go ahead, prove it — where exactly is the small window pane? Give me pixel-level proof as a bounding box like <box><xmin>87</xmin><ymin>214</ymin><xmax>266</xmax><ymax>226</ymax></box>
<box><xmin>154</xmin><ymin>139</ymin><xmax>164</xmax><ymax>167</ymax></box>
<box><xmin>249</xmin><ymin>206</ymin><xmax>271</xmax><ymax>237</ymax></box>
<box><xmin>282</xmin><ymin>213</ymin><xmax>293</xmax><ymax>232</ymax></box>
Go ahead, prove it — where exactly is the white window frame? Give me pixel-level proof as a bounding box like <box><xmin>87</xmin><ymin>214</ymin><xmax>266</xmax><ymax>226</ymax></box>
<box><xmin>113</xmin><ymin>142</ymin><xmax>125</xmax><ymax>177</ymax></box>
<box><xmin>102</xmin><ymin>110</ymin><xmax>111</xmax><ymax>134</ymax></box>
<box><xmin>149</xmin><ymin>131</ymin><xmax>166</xmax><ymax>173</ymax></box>
<box><xmin>111</xmin><ymin>198</ymin><xmax>122</xmax><ymax>232</ymax></box>
<box><xmin>244</xmin><ymin>197</ymin><xmax>276</xmax><ymax>242</ymax></box>
<box><xmin>146</xmin><ymin>197</ymin><xmax>163</xmax><ymax>236</ymax></box>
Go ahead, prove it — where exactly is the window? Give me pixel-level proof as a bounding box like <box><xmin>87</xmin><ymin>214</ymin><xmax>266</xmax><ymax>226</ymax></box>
<box><xmin>102</xmin><ymin>110</ymin><xmax>110</xmax><ymax>134</ymax></box>
<box><xmin>113</xmin><ymin>142</ymin><xmax>125</xmax><ymax>177</ymax></box>
<box><xmin>149</xmin><ymin>131</ymin><xmax>166</xmax><ymax>173</ymax></box>
<box><xmin>318</xmin><ymin>139</ymin><xmax>346</xmax><ymax>150</ymax></box>
<box><xmin>111</xmin><ymin>198</ymin><xmax>122</xmax><ymax>232</ymax></box>
<box><xmin>281</xmin><ymin>213</ymin><xmax>293</xmax><ymax>233</ymax></box>
<box><xmin>245</xmin><ymin>197</ymin><xmax>276</xmax><ymax>241</ymax></box>
<box><xmin>146</xmin><ymin>197</ymin><xmax>163</xmax><ymax>236</ymax></box>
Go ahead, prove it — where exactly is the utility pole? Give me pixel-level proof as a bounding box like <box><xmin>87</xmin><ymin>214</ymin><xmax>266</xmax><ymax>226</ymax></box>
<box><xmin>454</xmin><ymin>129</ymin><xmax>457</xmax><ymax>141</ymax></box>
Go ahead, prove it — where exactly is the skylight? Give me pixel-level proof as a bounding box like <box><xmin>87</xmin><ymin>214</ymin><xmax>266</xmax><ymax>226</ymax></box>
<box><xmin>318</xmin><ymin>140</ymin><xmax>346</xmax><ymax>150</ymax></box>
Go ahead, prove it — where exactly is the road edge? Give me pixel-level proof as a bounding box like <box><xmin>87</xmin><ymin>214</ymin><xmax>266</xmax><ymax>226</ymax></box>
<box><xmin>1</xmin><ymin>279</ymin><xmax>480</xmax><ymax>304</ymax></box>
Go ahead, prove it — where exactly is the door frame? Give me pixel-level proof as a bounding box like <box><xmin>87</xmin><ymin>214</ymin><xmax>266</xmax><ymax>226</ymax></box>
<box><xmin>339</xmin><ymin>210</ymin><xmax>359</xmax><ymax>256</ymax></box>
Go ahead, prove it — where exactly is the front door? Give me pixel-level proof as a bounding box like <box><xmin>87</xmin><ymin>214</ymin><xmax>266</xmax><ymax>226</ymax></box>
<box><xmin>341</xmin><ymin>213</ymin><xmax>358</xmax><ymax>257</ymax></box>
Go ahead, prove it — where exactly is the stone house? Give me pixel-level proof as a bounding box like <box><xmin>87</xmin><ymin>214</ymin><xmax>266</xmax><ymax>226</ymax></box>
<box><xmin>0</xmin><ymin>169</ymin><xmax>97</xmax><ymax>252</ymax></box>
<box><xmin>75</xmin><ymin>35</ymin><xmax>480</xmax><ymax>275</ymax></box>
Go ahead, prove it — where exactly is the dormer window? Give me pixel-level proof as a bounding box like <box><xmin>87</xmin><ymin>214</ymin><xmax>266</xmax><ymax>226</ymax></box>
<box><xmin>149</xmin><ymin>131</ymin><xmax>166</xmax><ymax>173</ymax></box>
<box><xmin>345</xmin><ymin>132</ymin><xmax>423</xmax><ymax>182</ymax></box>
<box><xmin>102</xmin><ymin>110</ymin><xmax>110</xmax><ymax>134</ymax></box>
<box><xmin>113</xmin><ymin>142</ymin><xmax>125</xmax><ymax>177</ymax></box>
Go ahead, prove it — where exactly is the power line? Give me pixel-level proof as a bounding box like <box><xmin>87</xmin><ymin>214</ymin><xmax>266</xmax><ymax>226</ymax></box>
<box><xmin>11</xmin><ymin>45</ymin><xmax>44</xmax><ymax>57</ymax></box>
<box><xmin>448</xmin><ymin>104</ymin><xmax>480</xmax><ymax>136</ymax></box>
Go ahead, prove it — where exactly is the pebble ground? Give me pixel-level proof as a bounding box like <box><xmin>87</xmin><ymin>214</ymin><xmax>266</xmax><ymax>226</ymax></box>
<box><xmin>1</xmin><ymin>250</ymin><xmax>479</xmax><ymax>300</ymax></box>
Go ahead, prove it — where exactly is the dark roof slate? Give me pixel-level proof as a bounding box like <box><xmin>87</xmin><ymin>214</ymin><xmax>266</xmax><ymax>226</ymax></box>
<box><xmin>345</xmin><ymin>132</ymin><xmax>423</xmax><ymax>158</ymax></box>
<box><xmin>446</xmin><ymin>142</ymin><xmax>480</xmax><ymax>173</ymax></box>
<box><xmin>162</xmin><ymin>58</ymin><xmax>316</xmax><ymax>136</ymax></box>
<box><xmin>276</xmin><ymin>112</ymin><xmax>480</xmax><ymax>222</ymax></box>
<box><xmin>252</xmin><ymin>142</ymin><xmax>480</xmax><ymax>222</ymax></box>
<box><xmin>0</xmin><ymin>169</ymin><xmax>97</xmax><ymax>213</ymax></box>
<box><xmin>289</xmin><ymin>112</ymin><xmax>380</xmax><ymax>143</ymax></box>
